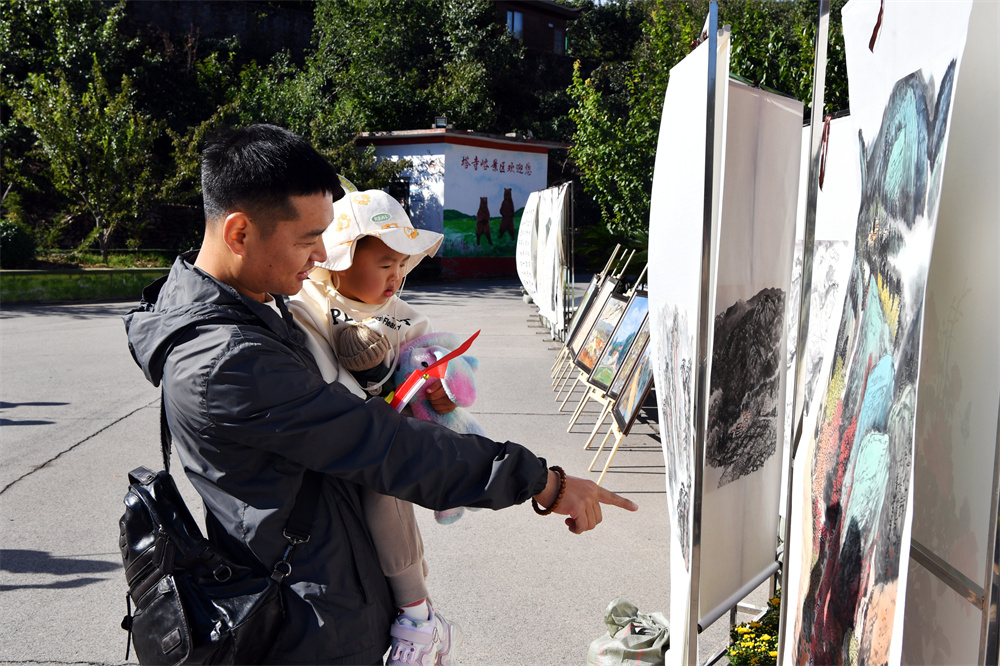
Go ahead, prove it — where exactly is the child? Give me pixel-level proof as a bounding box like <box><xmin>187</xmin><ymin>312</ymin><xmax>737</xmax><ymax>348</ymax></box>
<box><xmin>288</xmin><ymin>189</ymin><xmax>462</xmax><ymax>666</ymax></box>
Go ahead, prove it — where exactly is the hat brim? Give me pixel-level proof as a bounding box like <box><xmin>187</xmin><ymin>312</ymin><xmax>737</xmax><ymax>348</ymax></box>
<box><xmin>316</xmin><ymin>189</ymin><xmax>444</xmax><ymax>276</ymax></box>
<box><xmin>318</xmin><ymin>228</ymin><xmax>443</xmax><ymax>276</ymax></box>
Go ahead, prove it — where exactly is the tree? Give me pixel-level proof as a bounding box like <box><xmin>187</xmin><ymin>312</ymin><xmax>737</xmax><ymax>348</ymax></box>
<box><xmin>567</xmin><ymin>0</ymin><xmax>849</xmax><ymax>249</ymax></box>
<box><xmin>569</xmin><ymin>0</ymin><xmax>705</xmax><ymax>249</ymax></box>
<box><xmin>0</xmin><ymin>0</ymin><xmax>142</xmax><ymax>232</ymax></box>
<box><xmin>308</xmin><ymin>0</ymin><xmax>520</xmax><ymax>133</ymax></box>
<box><xmin>9</xmin><ymin>61</ymin><xmax>163</xmax><ymax>262</ymax></box>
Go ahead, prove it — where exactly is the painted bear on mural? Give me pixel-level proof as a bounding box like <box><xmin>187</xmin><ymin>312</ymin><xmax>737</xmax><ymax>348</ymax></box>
<box><xmin>475</xmin><ymin>197</ymin><xmax>492</xmax><ymax>245</ymax></box>
<box><xmin>498</xmin><ymin>188</ymin><xmax>516</xmax><ymax>242</ymax></box>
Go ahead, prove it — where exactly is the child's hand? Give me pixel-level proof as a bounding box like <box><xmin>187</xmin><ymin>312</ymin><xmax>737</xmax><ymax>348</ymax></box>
<box><xmin>424</xmin><ymin>379</ymin><xmax>458</xmax><ymax>414</ymax></box>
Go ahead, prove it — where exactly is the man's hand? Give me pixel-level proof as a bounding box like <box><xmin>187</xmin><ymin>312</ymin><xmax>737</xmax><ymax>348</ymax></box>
<box><xmin>424</xmin><ymin>379</ymin><xmax>458</xmax><ymax>414</ymax></box>
<box><xmin>533</xmin><ymin>469</ymin><xmax>638</xmax><ymax>533</ymax></box>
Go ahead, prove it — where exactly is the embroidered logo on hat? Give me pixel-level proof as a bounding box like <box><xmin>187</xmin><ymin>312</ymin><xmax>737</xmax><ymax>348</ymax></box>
<box><xmin>318</xmin><ymin>189</ymin><xmax>442</xmax><ymax>275</ymax></box>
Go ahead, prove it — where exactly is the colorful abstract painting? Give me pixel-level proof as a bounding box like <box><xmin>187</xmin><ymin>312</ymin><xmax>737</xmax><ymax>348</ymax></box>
<box><xmin>789</xmin><ymin>2</ymin><xmax>973</xmax><ymax>663</ymax></box>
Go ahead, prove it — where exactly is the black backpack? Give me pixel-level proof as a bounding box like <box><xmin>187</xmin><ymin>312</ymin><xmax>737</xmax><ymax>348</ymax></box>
<box><xmin>118</xmin><ymin>395</ymin><xmax>320</xmax><ymax>665</ymax></box>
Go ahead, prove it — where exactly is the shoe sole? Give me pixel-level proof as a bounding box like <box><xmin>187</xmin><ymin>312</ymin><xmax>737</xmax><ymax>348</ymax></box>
<box><xmin>437</xmin><ymin>621</ymin><xmax>464</xmax><ymax>666</ymax></box>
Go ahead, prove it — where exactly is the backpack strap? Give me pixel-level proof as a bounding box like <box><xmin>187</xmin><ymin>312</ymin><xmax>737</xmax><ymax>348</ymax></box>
<box><xmin>159</xmin><ymin>389</ymin><xmax>322</xmax><ymax>583</ymax></box>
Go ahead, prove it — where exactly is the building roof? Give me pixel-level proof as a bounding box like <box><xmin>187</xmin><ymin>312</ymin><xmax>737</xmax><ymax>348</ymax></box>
<box><xmin>500</xmin><ymin>0</ymin><xmax>582</xmax><ymax>20</ymax></box>
<box><xmin>358</xmin><ymin>128</ymin><xmax>569</xmax><ymax>154</ymax></box>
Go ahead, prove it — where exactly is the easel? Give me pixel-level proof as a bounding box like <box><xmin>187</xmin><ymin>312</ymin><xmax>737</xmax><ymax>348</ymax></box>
<box><xmin>554</xmin><ymin>250</ymin><xmax>637</xmax><ymax>410</ymax></box>
<box><xmin>564</xmin><ymin>264</ymin><xmax>647</xmax><ymax>432</ymax></box>
<box><xmin>549</xmin><ymin>244</ymin><xmax>622</xmax><ymax>387</ymax></box>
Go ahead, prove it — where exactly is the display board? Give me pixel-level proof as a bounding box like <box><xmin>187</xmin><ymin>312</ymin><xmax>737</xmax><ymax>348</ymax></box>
<box><xmin>786</xmin><ymin>2</ymin><xmax>973</xmax><ymax>663</ymax></box>
<box><xmin>647</xmin><ymin>16</ymin><xmax>731</xmax><ymax>665</ymax></box>
<box><xmin>534</xmin><ymin>183</ymin><xmax>570</xmax><ymax>334</ymax></box>
<box><xmin>901</xmin><ymin>0</ymin><xmax>999</xmax><ymax>662</ymax></box>
<box><xmin>515</xmin><ymin>190</ymin><xmax>541</xmax><ymax>299</ymax></box>
<box><xmin>565</xmin><ymin>275</ymin><xmax>601</xmax><ymax>345</ymax></box>
<box><xmin>781</xmin><ymin>116</ymin><xmax>859</xmax><ymax>519</ymax></box>
<box><xmin>698</xmin><ymin>79</ymin><xmax>802</xmax><ymax>620</ymax></box>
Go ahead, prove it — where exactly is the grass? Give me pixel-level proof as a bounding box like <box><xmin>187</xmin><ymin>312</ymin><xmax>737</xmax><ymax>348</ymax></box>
<box><xmin>26</xmin><ymin>250</ymin><xmax>175</xmax><ymax>270</ymax></box>
<box><xmin>442</xmin><ymin>209</ymin><xmax>521</xmax><ymax>258</ymax></box>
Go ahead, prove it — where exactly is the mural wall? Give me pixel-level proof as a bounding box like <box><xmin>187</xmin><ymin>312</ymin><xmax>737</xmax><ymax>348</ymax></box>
<box><xmin>371</xmin><ymin>140</ymin><xmax>548</xmax><ymax>260</ymax></box>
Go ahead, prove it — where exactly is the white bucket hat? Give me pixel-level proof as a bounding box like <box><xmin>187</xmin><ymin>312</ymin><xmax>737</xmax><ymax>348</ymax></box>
<box><xmin>317</xmin><ymin>189</ymin><xmax>443</xmax><ymax>276</ymax></box>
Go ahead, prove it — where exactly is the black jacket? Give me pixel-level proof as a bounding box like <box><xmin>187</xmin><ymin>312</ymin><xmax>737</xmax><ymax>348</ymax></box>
<box><xmin>123</xmin><ymin>255</ymin><xmax>548</xmax><ymax>664</ymax></box>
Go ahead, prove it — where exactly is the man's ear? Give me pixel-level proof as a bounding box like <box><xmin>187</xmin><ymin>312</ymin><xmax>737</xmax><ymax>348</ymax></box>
<box><xmin>222</xmin><ymin>212</ymin><xmax>252</xmax><ymax>257</ymax></box>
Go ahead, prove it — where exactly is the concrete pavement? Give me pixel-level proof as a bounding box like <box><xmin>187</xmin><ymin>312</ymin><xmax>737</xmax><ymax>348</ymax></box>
<box><xmin>0</xmin><ymin>278</ymin><xmax>749</xmax><ymax>665</ymax></box>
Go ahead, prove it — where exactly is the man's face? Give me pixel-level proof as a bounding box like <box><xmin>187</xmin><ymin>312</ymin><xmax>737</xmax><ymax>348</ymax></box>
<box><xmin>241</xmin><ymin>192</ymin><xmax>332</xmax><ymax>300</ymax></box>
<box><xmin>335</xmin><ymin>236</ymin><xmax>409</xmax><ymax>305</ymax></box>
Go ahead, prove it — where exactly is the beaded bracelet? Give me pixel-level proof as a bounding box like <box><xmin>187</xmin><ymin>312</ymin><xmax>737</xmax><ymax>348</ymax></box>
<box><xmin>532</xmin><ymin>465</ymin><xmax>567</xmax><ymax>516</ymax></box>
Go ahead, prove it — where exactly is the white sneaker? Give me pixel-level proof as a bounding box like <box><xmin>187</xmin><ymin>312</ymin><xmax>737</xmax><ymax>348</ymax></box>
<box><xmin>386</xmin><ymin>607</ymin><xmax>463</xmax><ymax>665</ymax></box>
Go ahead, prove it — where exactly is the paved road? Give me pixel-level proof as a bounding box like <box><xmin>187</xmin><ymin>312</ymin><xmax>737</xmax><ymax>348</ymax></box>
<box><xmin>0</xmin><ymin>278</ymin><xmax>748</xmax><ymax>665</ymax></box>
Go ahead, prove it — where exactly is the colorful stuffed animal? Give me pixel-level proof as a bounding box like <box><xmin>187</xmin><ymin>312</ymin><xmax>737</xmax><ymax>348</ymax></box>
<box><xmin>394</xmin><ymin>332</ymin><xmax>485</xmax><ymax>524</ymax></box>
<box><xmin>394</xmin><ymin>332</ymin><xmax>486</xmax><ymax>437</ymax></box>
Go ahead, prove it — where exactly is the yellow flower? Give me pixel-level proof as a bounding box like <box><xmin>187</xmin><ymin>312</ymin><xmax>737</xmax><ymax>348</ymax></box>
<box><xmin>769</xmin><ymin>651</ymin><xmax>778</xmax><ymax>658</ymax></box>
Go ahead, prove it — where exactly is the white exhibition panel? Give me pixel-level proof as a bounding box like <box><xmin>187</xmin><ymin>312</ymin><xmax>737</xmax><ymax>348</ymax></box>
<box><xmin>515</xmin><ymin>190</ymin><xmax>541</xmax><ymax>299</ymax></box>
<box><xmin>699</xmin><ymin>80</ymin><xmax>802</xmax><ymax>620</ymax></box>
<box><xmin>782</xmin><ymin>116</ymin><xmax>859</xmax><ymax>520</ymax></box>
<box><xmin>902</xmin><ymin>0</ymin><xmax>1000</xmax><ymax>662</ymax></box>
<box><xmin>785</xmin><ymin>1</ymin><xmax>973</xmax><ymax>664</ymax></box>
<box><xmin>648</xmin><ymin>26</ymin><xmax>731</xmax><ymax>666</ymax></box>
<box><xmin>533</xmin><ymin>183</ymin><xmax>569</xmax><ymax>333</ymax></box>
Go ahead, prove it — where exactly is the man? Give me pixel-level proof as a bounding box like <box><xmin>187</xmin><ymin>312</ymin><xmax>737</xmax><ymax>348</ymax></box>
<box><xmin>124</xmin><ymin>124</ymin><xmax>636</xmax><ymax>664</ymax></box>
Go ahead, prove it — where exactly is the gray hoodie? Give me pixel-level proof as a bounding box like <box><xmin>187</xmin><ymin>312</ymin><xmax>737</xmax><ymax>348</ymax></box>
<box><xmin>124</xmin><ymin>254</ymin><xmax>548</xmax><ymax>664</ymax></box>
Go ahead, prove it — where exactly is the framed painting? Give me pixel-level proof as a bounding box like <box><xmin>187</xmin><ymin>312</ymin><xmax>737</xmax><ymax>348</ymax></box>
<box><xmin>611</xmin><ymin>342</ymin><xmax>654</xmax><ymax>433</ymax></box>
<box><xmin>565</xmin><ymin>274</ymin><xmax>601</xmax><ymax>344</ymax></box>
<box><xmin>574</xmin><ymin>293</ymin><xmax>628</xmax><ymax>374</ymax></box>
<box><xmin>587</xmin><ymin>291</ymin><xmax>649</xmax><ymax>392</ymax></box>
<box><xmin>567</xmin><ymin>277</ymin><xmax>619</xmax><ymax>359</ymax></box>
<box><xmin>606</xmin><ymin>321</ymin><xmax>650</xmax><ymax>401</ymax></box>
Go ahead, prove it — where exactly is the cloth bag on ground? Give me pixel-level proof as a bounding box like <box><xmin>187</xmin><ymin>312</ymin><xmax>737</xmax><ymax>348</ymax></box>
<box><xmin>586</xmin><ymin>597</ymin><xmax>669</xmax><ymax>666</ymax></box>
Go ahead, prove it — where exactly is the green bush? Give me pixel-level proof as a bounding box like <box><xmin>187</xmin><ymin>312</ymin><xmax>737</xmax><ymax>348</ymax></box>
<box><xmin>1</xmin><ymin>219</ymin><xmax>37</xmax><ymax>268</ymax></box>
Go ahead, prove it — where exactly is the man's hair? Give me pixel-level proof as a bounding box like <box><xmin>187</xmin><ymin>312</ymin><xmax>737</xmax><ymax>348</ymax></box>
<box><xmin>201</xmin><ymin>124</ymin><xmax>344</xmax><ymax>235</ymax></box>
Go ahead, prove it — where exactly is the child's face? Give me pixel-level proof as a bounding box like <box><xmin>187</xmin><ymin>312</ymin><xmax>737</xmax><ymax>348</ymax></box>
<box><xmin>335</xmin><ymin>236</ymin><xmax>409</xmax><ymax>305</ymax></box>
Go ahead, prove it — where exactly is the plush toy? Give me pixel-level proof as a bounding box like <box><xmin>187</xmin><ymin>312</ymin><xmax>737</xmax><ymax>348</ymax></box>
<box><xmin>394</xmin><ymin>332</ymin><xmax>486</xmax><ymax>525</ymax></box>
<box><xmin>394</xmin><ymin>332</ymin><xmax>486</xmax><ymax>437</ymax></box>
